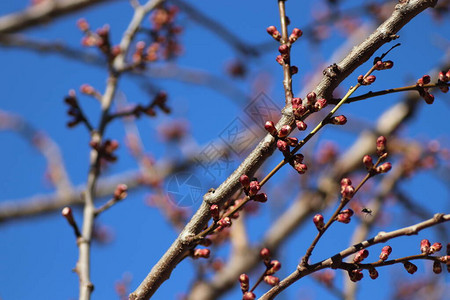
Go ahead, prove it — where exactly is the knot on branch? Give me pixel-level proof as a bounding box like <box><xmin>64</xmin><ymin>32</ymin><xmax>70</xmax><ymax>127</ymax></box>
<box><xmin>323</xmin><ymin>63</ymin><xmax>340</xmax><ymax>79</ymax></box>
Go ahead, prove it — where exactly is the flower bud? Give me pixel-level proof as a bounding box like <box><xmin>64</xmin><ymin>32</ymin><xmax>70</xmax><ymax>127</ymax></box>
<box><xmin>296</xmin><ymin>120</ymin><xmax>307</xmax><ymax>131</ymax></box>
<box><xmin>249</xmin><ymin>181</ymin><xmax>261</xmax><ymax>196</ymax></box>
<box><xmin>306</xmin><ymin>92</ymin><xmax>316</xmax><ymax>104</ymax></box>
<box><xmin>429</xmin><ymin>242</ymin><xmax>442</xmax><ymax>254</ymax></box>
<box><xmin>239</xmin><ymin>174</ymin><xmax>250</xmax><ymax>189</ymax></box>
<box><xmin>349</xmin><ymin>269</ymin><xmax>363</xmax><ymax>282</ymax></box>
<box><xmin>433</xmin><ymin>261</ymin><xmax>442</xmax><ymax>274</ymax></box>
<box><xmin>379</xmin><ymin>245</ymin><xmax>392</xmax><ymax>261</ymax></box>
<box><xmin>275</xmin><ymin>55</ymin><xmax>284</xmax><ymax>65</ymax></box>
<box><xmin>420</xmin><ymin>239</ymin><xmax>430</xmax><ymax>254</ymax></box>
<box><xmin>290</xmin><ymin>66</ymin><xmax>298</xmax><ymax>75</ymax></box>
<box><xmin>403</xmin><ymin>261</ymin><xmax>417</xmax><ymax>274</ymax></box>
<box><xmin>218</xmin><ymin>217</ymin><xmax>231</xmax><ymax>227</ymax></box>
<box><xmin>278</xmin><ymin>44</ymin><xmax>289</xmax><ymax>55</ymax></box>
<box><xmin>353</xmin><ymin>249</ymin><xmax>369</xmax><ymax>263</ymax></box>
<box><xmin>376</xmin><ymin>162</ymin><xmax>392</xmax><ymax>174</ymax></box>
<box><xmin>363</xmin><ymin>155</ymin><xmax>373</xmax><ymax>170</ymax></box>
<box><xmin>62</xmin><ymin>207</ymin><xmax>75</xmax><ymax>226</ymax></box>
<box><xmin>286</xmin><ymin>137</ymin><xmax>298</xmax><ymax>146</ymax></box>
<box><xmin>254</xmin><ymin>193</ymin><xmax>267</xmax><ymax>203</ymax></box>
<box><xmin>267</xmin><ymin>260</ymin><xmax>281</xmax><ymax>275</ymax></box>
<box><xmin>278</xmin><ymin>125</ymin><xmax>291</xmax><ymax>138</ymax></box>
<box><xmin>423</xmin><ymin>92</ymin><xmax>434</xmax><ymax>104</ymax></box>
<box><xmin>341</xmin><ymin>185</ymin><xmax>355</xmax><ymax>199</ymax></box>
<box><xmin>264</xmin><ymin>121</ymin><xmax>277</xmax><ymax>136</ymax></box>
<box><xmin>243</xmin><ymin>292</ymin><xmax>256</xmax><ymax>300</ymax></box>
<box><xmin>193</xmin><ymin>248</ymin><xmax>210</xmax><ymax>259</ymax></box>
<box><xmin>337</xmin><ymin>209</ymin><xmax>353</xmax><ymax>223</ymax></box>
<box><xmin>376</xmin><ymin>136</ymin><xmax>387</xmax><ymax>156</ymax></box>
<box><xmin>369</xmin><ymin>268</ymin><xmax>379</xmax><ymax>279</ymax></box>
<box><xmin>210</xmin><ymin>204</ymin><xmax>220</xmax><ymax>221</ymax></box>
<box><xmin>239</xmin><ymin>273</ymin><xmax>249</xmax><ymax>292</ymax></box>
<box><xmin>314</xmin><ymin>98</ymin><xmax>327</xmax><ymax>111</ymax></box>
<box><xmin>260</xmin><ymin>248</ymin><xmax>271</xmax><ymax>260</ymax></box>
<box><xmin>289</xmin><ymin>28</ymin><xmax>303</xmax><ymax>43</ymax></box>
<box><xmin>341</xmin><ymin>178</ymin><xmax>352</xmax><ymax>187</ymax></box>
<box><xmin>114</xmin><ymin>184</ymin><xmax>128</xmax><ymax>200</ymax></box>
<box><xmin>277</xmin><ymin>139</ymin><xmax>289</xmax><ymax>154</ymax></box>
<box><xmin>77</xmin><ymin>18</ymin><xmax>90</xmax><ymax>31</ymax></box>
<box><xmin>264</xmin><ymin>275</ymin><xmax>280</xmax><ymax>286</ymax></box>
<box><xmin>331</xmin><ymin>115</ymin><xmax>347</xmax><ymax>125</ymax></box>
<box><xmin>267</xmin><ymin>26</ymin><xmax>281</xmax><ymax>40</ymax></box>
<box><xmin>313</xmin><ymin>214</ymin><xmax>325</xmax><ymax>231</ymax></box>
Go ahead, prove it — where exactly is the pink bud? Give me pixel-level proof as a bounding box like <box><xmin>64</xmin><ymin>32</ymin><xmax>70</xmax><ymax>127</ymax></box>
<box><xmin>249</xmin><ymin>181</ymin><xmax>261</xmax><ymax>196</ymax></box>
<box><xmin>420</xmin><ymin>239</ymin><xmax>430</xmax><ymax>254</ymax></box>
<box><xmin>337</xmin><ymin>209</ymin><xmax>353</xmax><ymax>223</ymax></box>
<box><xmin>331</xmin><ymin>115</ymin><xmax>347</xmax><ymax>125</ymax></box>
<box><xmin>423</xmin><ymin>92</ymin><xmax>435</xmax><ymax>104</ymax></box>
<box><xmin>267</xmin><ymin>260</ymin><xmax>281</xmax><ymax>274</ymax></box>
<box><xmin>239</xmin><ymin>273</ymin><xmax>249</xmax><ymax>292</ymax></box>
<box><xmin>376</xmin><ymin>136</ymin><xmax>387</xmax><ymax>156</ymax></box>
<box><xmin>264</xmin><ymin>275</ymin><xmax>280</xmax><ymax>286</ymax></box>
<box><xmin>277</xmin><ymin>140</ymin><xmax>289</xmax><ymax>154</ymax></box>
<box><xmin>353</xmin><ymin>249</ymin><xmax>369</xmax><ymax>263</ymax></box>
<box><xmin>278</xmin><ymin>44</ymin><xmax>289</xmax><ymax>54</ymax></box>
<box><xmin>341</xmin><ymin>185</ymin><xmax>355</xmax><ymax>199</ymax></box>
<box><xmin>114</xmin><ymin>184</ymin><xmax>128</xmax><ymax>200</ymax></box>
<box><xmin>294</xmin><ymin>163</ymin><xmax>307</xmax><ymax>174</ymax></box>
<box><xmin>314</xmin><ymin>98</ymin><xmax>327</xmax><ymax>111</ymax></box>
<box><xmin>289</xmin><ymin>28</ymin><xmax>303</xmax><ymax>43</ymax></box>
<box><xmin>276</xmin><ymin>55</ymin><xmax>284</xmax><ymax>65</ymax></box>
<box><xmin>210</xmin><ymin>204</ymin><xmax>220</xmax><ymax>221</ymax></box>
<box><xmin>239</xmin><ymin>175</ymin><xmax>250</xmax><ymax>189</ymax></box>
<box><xmin>278</xmin><ymin>125</ymin><xmax>291</xmax><ymax>138</ymax></box>
<box><xmin>76</xmin><ymin>18</ymin><xmax>89</xmax><ymax>31</ymax></box>
<box><xmin>296</xmin><ymin>120</ymin><xmax>307</xmax><ymax>131</ymax></box>
<box><xmin>313</xmin><ymin>214</ymin><xmax>324</xmax><ymax>231</ymax></box>
<box><xmin>429</xmin><ymin>242</ymin><xmax>442</xmax><ymax>254</ymax></box>
<box><xmin>341</xmin><ymin>178</ymin><xmax>352</xmax><ymax>187</ymax></box>
<box><xmin>306</xmin><ymin>92</ymin><xmax>316</xmax><ymax>104</ymax></box>
<box><xmin>363</xmin><ymin>155</ymin><xmax>373</xmax><ymax>170</ymax></box>
<box><xmin>260</xmin><ymin>248</ymin><xmax>271</xmax><ymax>260</ymax></box>
<box><xmin>365</xmin><ymin>75</ymin><xmax>376</xmax><ymax>84</ymax></box>
<box><xmin>379</xmin><ymin>245</ymin><xmax>392</xmax><ymax>261</ymax></box>
<box><xmin>218</xmin><ymin>217</ymin><xmax>231</xmax><ymax>227</ymax></box>
<box><xmin>376</xmin><ymin>162</ymin><xmax>392</xmax><ymax>174</ymax></box>
<box><xmin>243</xmin><ymin>292</ymin><xmax>256</xmax><ymax>300</ymax></box>
<box><xmin>264</xmin><ymin>121</ymin><xmax>277</xmax><ymax>136</ymax></box>
<box><xmin>62</xmin><ymin>207</ymin><xmax>75</xmax><ymax>225</ymax></box>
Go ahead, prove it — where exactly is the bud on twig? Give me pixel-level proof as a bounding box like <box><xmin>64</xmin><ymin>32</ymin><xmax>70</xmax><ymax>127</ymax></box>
<box><xmin>403</xmin><ymin>261</ymin><xmax>417</xmax><ymax>274</ymax></box>
<box><xmin>313</xmin><ymin>214</ymin><xmax>324</xmax><ymax>231</ymax></box>
<box><xmin>420</xmin><ymin>239</ymin><xmax>430</xmax><ymax>254</ymax></box>
<box><xmin>379</xmin><ymin>245</ymin><xmax>392</xmax><ymax>261</ymax></box>
<box><xmin>353</xmin><ymin>249</ymin><xmax>369</xmax><ymax>263</ymax></box>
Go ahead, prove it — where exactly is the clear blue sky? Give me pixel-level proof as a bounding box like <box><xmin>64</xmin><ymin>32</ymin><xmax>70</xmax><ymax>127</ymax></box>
<box><xmin>0</xmin><ymin>0</ymin><xmax>448</xmax><ymax>299</ymax></box>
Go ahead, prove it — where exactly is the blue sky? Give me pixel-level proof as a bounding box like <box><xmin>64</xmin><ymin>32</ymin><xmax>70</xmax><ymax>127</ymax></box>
<box><xmin>0</xmin><ymin>0</ymin><xmax>449</xmax><ymax>299</ymax></box>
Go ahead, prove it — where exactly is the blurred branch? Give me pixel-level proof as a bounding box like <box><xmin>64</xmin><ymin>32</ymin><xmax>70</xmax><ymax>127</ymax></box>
<box><xmin>0</xmin><ymin>0</ymin><xmax>110</xmax><ymax>34</ymax></box>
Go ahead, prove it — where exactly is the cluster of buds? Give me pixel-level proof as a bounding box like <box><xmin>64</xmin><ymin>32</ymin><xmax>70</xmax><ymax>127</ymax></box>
<box><xmin>357</xmin><ymin>74</ymin><xmax>377</xmax><ymax>85</ymax></box>
<box><xmin>302</xmin><ymin>92</ymin><xmax>328</xmax><ymax>112</ymax></box>
<box><xmin>363</xmin><ymin>136</ymin><xmax>392</xmax><ymax>174</ymax></box>
<box><xmin>133</xmin><ymin>91</ymin><xmax>170</xmax><ymax>117</ymax></box>
<box><xmin>348</xmin><ymin>269</ymin><xmax>363</xmax><ymax>282</ymax></box>
<box><xmin>77</xmin><ymin>19</ymin><xmax>117</xmax><ymax>61</ymax></box>
<box><xmin>260</xmin><ymin>248</ymin><xmax>281</xmax><ymax>285</ymax></box>
<box><xmin>264</xmin><ymin>122</ymin><xmax>300</xmax><ymax>157</ymax></box>
<box><xmin>313</xmin><ymin>214</ymin><xmax>325</xmax><ymax>231</ymax></box>
<box><xmin>239</xmin><ymin>175</ymin><xmax>267</xmax><ymax>202</ymax></box>
<box><xmin>353</xmin><ymin>249</ymin><xmax>369</xmax><ymax>263</ymax></box>
<box><xmin>403</xmin><ymin>261</ymin><xmax>418</xmax><ymax>274</ymax></box>
<box><xmin>340</xmin><ymin>178</ymin><xmax>355</xmax><ymax>200</ymax></box>
<box><xmin>132</xmin><ymin>41</ymin><xmax>161</xmax><ymax>65</ymax></box>
<box><xmin>337</xmin><ymin>208</ymin><xmax>354</xmax><ymax>224</ymax></box>
<box><xmin>149</xmin><ymin>5</ymin><xmax>183</xmax><ymax>59</ymax></box>
<box><xmin>64</xmin><ymin>90</ymin><xmax>87</xmax><ymax>128</ymax></box>
<box><xmin>416</xmin><ymin>75</ymin><xmax>435</xmax><ymax>104</ymax></box>
<box><xmin>193</xmin><ymin>248</ymin><xmax>210</xmax><ymax>259</ymax></box>
<box><xmin>374</xmin><ymin>60</ymin><xmax>394</xmax><ymax>71</ymax></box>
<box><xmin>90</xmin><ymin>139</ymin><xmax>119</xmax><ymax>162</ymax></box>
<box><xmin>379</xmin><ymin>245</ymin><xmax>392</xmax><ymax>261</ymax></box>
<box><xmin>289</xmin><ymin>154</ymin><xmax>307</xmax><ymax>174</ymax></box>
<box><xmin>437</xmin><ymin>69</ymin><xmax>450</xmax><ymax>93</ymax></box>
